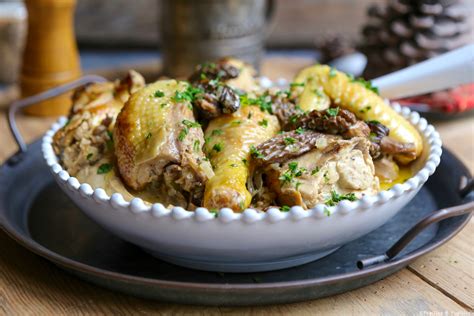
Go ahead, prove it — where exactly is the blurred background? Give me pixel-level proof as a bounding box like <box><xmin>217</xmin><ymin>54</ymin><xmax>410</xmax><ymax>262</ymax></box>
<box><xmin>0</xmin><ymin>0</ymin><xmax>473</xmax><ymax>115</ymax></box>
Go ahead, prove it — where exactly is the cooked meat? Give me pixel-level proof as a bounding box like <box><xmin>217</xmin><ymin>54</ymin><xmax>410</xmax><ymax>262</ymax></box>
<box><xmin>253</xmin><ymin>130</ymin><xmax>338</xmax><ymax>167</ymax></box>
<box><xmin>52</xmin><ymin>70</ymin><xmax>145</xmax><ymax>175</ymax></box>
<box><xmin>257</xmin><ymin>135</ymin><xmax>379</xmax><ymax>209</ymax></box>
<box><xmin>114</xmin><ymin>80</ymin><xmax>214</xmax><ymax>207</ymax></box>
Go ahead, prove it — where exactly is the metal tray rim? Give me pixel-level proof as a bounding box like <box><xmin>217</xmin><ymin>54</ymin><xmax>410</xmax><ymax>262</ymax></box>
<box><xmin>1</xmin><ymin>210</ymin><xmax>471</xmax><ymax>292</ymax></box>
<box><xmin>0</xmin><ymin>142</ymin><xmax>471</xmax><ymax>293</ymax></box>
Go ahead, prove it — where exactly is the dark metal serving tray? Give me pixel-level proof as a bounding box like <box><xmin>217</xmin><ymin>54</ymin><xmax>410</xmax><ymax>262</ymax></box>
<box><xmin>0</xmin><ymin>140</ymin><xmax>472</xmax><ymax>306</ymax></box>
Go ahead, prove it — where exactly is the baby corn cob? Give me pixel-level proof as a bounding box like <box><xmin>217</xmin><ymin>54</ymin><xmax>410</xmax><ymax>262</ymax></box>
<box><xmin>294</xmin><ymin>65</ymin><xmax>423</xmax><ymax>164</ymax></box>
<box><xmin>203</xmin><ymin>106</ymin><xmax>280</xmax><ymax>211</ymax></box>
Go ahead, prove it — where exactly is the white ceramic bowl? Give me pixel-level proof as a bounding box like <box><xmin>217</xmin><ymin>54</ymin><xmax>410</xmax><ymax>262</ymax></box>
<box><xmin>42</xmin><ymin>102</ymin><xmax>442</xmax><ymax>272</ymax></box>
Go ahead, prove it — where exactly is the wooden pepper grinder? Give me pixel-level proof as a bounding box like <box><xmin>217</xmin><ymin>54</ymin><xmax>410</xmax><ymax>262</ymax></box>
<box><xmin>20</xmin><ymin>0</ymin><xmax>81</xmax><ymax>116</ymax></box>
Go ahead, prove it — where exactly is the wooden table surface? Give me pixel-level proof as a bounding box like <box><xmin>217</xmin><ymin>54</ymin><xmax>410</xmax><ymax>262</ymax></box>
<box><xmin>1</xmin><ymin>57</ymin><xmax>473</xmax><ymax>315</ymax></box>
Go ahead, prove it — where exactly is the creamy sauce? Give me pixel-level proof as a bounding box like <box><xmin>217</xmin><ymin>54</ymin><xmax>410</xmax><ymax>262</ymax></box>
<box><xmin>379</xmin><ymin>166</ymin><xmax>413</xmax><ymax>191</ymax></box>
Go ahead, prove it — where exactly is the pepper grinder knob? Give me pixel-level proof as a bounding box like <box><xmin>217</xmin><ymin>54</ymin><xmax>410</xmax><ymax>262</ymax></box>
<box><xmin>20</xmin><ymin>0</ymin><xmax>81</xmax><ymax>116</ymax></box>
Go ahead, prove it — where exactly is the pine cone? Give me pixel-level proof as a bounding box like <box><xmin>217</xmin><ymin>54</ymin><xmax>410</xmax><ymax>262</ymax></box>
<box><xmin>359</xmin><ymin>0</ymin><xmax>473</xmax><ymax>78</ymax></box>
<box><xmin>315</xmin><ymin>34</ymin><xmax>355</xmax><ymax>64</ymax></box>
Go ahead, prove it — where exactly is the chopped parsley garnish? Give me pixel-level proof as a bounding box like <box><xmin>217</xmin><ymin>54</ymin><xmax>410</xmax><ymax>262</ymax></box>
<box><xmin>106</xmin><ymin>131</ymin><xmax>114</xmax><ymax>150</ymax></box>
<box><xmin>295</xmin><ymin>127</ymin><xmax>306</xmax><ymax>135</ymax></box>
<box><xmin>326</xmin><ymin>106</ymin><xmax>339</xmax><ymax>117</ymax></box>
<box><xmin>231</xmin><ymin>120</ymin><xmax>242</xmax><ymax>126</ymax></box>
<box><xmin>325</xmin><ymin>190</ymin><xmax>358</xmax><ymax>206</ymax></box>
<box><xmin>178</xmin><ymin>120</ymin><xmax>201</xmax><ymax>142</ymax></box>
<box><xmin>288</xmin><ymin>161</ymin><xmax>305</xmax><ymax>176</ymax></box>
<box><xmin>367</xmin><ymin>120</ymin><xmax>380</xmax><ymax>125</ymax></box>
<box><xmin>212</xmin><ymin>143</ymin><xmax>223</xmax><ymax>152</ymax></box>
<box><xmin>359</xmin><ymin>105</ymin><xmax>372</xmax><ymax>113</ymax></box>
<box><xmin>242</xmin><ymin>158</ymin><xmax>248</xmax><ymax>165</ymax></box>
<box><xmin>281</xmin><ymin>205</ymin><xmax>291</xmax><ymax>212</ymax></box>
<box><xmin>211</xmin><ymin>129</ymin><xmax>223</xmax><ymax>136</ymax></box>
<box><xmin>160</xmin><ymin>103</ymin><xmax>168</xmax><ymax>108</ymax></box>
<box><xmin>311</xmin><ymin>166</ymin><xmax>320</xmax><ymax>175</ymax></box>
<box><xmin>178</xmin><ymin>129</ymin><xmax>188</xmax><ymax>141</ymax></box>
<box><xmin>258</xmin><ymin>119</ymin><xmax>268</xmax><ymax>127</ymax></box>
<box><xmin>279</xmin><ymin>161</ymin><xmax>306</xmax><ymax>186</ymax></box>
<box><xmin>193</xmin><ymin>140</ymin><xmax>200</xmax><ymax>152</ymax></box>
<box><xmin>329</xmin><ymin>67</ymin><xmax>337</xmax><ymax>78</ymax></box>
<box><xmin>289</xmin><ymin>114</ymin><xmax>299</xmax><ymax>124</ymax></box>
<box><xmin>369</xmin><ymin>132</ymin><xmax>378</xmax><ymax>142</ymax></box>
<box><xmin>313</xmin><ymin>89</ymin><xmax>324</xmax><ymax>97</ymax></box>
<box><xmin>279</xmin><ymin>172</ymin><xmax>293</xmax><ymax>185</ymax></box>
<box><xmin>172</xmin><ymin>85</ymin><xmax>204</xmax><ymax>103</ymax></box>
<box><xmin>288</xmin><ymin>161</ymin><xmax>299</xmax><ymax>173</ymax></box>
<box><xmin>295</xmin><ymin>105</ymin><xmax>305</xmax><ymax>113</ymax></box>
<box><xmin>247</xmin><ymin>111</ymin><xmax>253</xmax><ymax>119</ymax></box>
<box><xmin>86</xmin><ymin>153</ymin><xmax>93</xmax><ymax>160</ymax></box>
<box><xmin>182</xmin><ymin>119</ymin><xmax>201</xmax><ymax>128</ymax></box>
<box><xmin>211</xmin><ymin>129</ymin><xmax>224</xmax><ymax>136</ymax></box>
<box><xmin>209</xmin><ymin>78</ymin><xmax>220</xmax><ymax>86</ymax></box>
<box><xmin>145</xmin><ymin>132</ymin><xmax>152</xmax><ymax>140</ymax></box>
<box><xmin>276</xmin><ymin>89</ymin><xmax>291</xmax><ymax>97</ymax></box>
<box><xmin>284</xmin><ymin>137</ymin><xmax>297</xmax><ymax>145</ymax></box>
<box><xmin>323</xmin><ymin>171</ymin><xmax>330</xmax><ymax>183</ymax></box>
<box><xmin>239</xmin><ymin>93</ymin><xmax>273</xmax><ymax>114</ymax></box>
<box><xmin>153</xmin><ymin>90</ymin><xmax>165</xmax><ymax>98</ymax></box>
<box><xmin>289</xmin><ymin>82</ymin><xmax>305</xmax><ymax>88</ymax></box>
<box><xmin>348</xmin><ymin>75</ymin><xmax>379</xmax><ymax>94</ymax></box>
<box><xmin>250</xmin><ymin>145</ymin><xmax>264</xmax><ymax>159</ymax></box>
<box><xmin>97</xmin><ymin>163</ymin><xmax>112</xmax><ymax>174</ymax></box>
<box><xmin>295</xmin><ymin>181</ymin><xmax>302</xmax><ymax>190</ymax></box>
<box><xmin>324</xmin><ymin>208</ymin><xmax>331</xmax><ymax>217</ymax></box>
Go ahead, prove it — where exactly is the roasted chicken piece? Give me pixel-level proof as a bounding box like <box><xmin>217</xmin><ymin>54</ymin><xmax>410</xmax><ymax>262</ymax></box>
<box><xmin>203</xmin><ymin>105</ymin><xmax>280</xmax><ymax>211</ymax></box>
<box><xmin>114</xmin><ymin>80</ymin><xmax>214</xmax><ymax>208</ymax></box>
<box><xmin>52</xmin><ymin>70</ymin><xmax>145</xmax><ymax>175</ymax></box>
<box><xmin>253</xmin><ymin>131</ymin><xmax>379</xmax><ymax>209</ymax></box>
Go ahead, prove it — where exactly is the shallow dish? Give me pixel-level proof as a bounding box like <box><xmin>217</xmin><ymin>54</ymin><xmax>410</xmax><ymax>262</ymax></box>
<box><xmin>42</xmin><ymin>102</ymin><xmax>442</xmax><ymax>272</ymax></box>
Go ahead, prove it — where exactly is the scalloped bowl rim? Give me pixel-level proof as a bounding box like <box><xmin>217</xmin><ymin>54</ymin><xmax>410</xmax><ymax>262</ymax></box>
<box><xmin>41</xmin><ymin>101</ymin><xmax>443</xmax><ymax>224</ymax></box>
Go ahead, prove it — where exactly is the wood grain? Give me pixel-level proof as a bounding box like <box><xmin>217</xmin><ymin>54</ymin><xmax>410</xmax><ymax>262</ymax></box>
<box><xmin>0</xmin><ymin>56</ymin><xmax>473</xmax><ymax>314</ymax></box>
<box><xmin>0</xmin><ymin>230</ymin><xmax>467</xmax><ymax>315</ymax></box>
<box><xmin>409</xmin><ymin>220</ymin><xmax>474</xmax><ymax>310</ymax></box>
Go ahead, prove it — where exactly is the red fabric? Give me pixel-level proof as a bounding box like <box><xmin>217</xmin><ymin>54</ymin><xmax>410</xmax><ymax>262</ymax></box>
<box><xmin>396</xmin><ymin>83</ymin><xmax>474</xmax><ymax>113</ymax></box>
